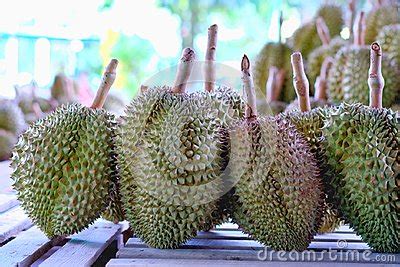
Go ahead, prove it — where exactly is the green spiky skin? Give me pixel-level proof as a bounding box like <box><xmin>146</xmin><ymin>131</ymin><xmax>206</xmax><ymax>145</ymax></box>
<box><xmin>102</xmin><ymin>125</ymin><xmax>125</xmax><ymax>223</ymax></box>
<box><xmin>290</xmin><ymin>5</ymin><xmax>344</xmax><ymax>59</ymax></box>
<box><xmin>200</xmin><ymin>86</ymin><xmax>245</xmax><ymax>230</ymax></box>
<box><xmin>365</xmin><ymin>5</ymin><xmax>399</xmax><ymax>45</ymax></box>
<box><xmin>253</xmin><ymin>43</ymin><xmax>294</xmax><ymax>102</ymax></box>
<box><xmin>257</xmin><ymin>99</ymin><xmax>287</xmax><ymax>115</ymax></box>
<box><xmin>328</xmin><ymin>45</ymin><xmax>400</xmax><ymax>107</ymax></box>
<box><xmin>0</xmin><ymin>100</ymin><xmax>26</xmax><ymax>135</ymax></box>
<box><xmin>0</xmin><ymin>129</ymin><xmax>17</xmax><ymax>161</ymax></box>
<box><xmin>377</xmin><ymin>24</ymin><xmax>400</xmax><ymax>66</ymax></box>
<box><xmin>323</xmin><ymin>103</ymin><xmax>399</xmax><ymax>252</ymax></box>
<box><xmin>284</xmin><ymin>98</ymin><xmax>330</xmax><ymax>113</ymax></box>
<box><xmin>230</xmin><ymin>116</ymin><xmax>323</xmax><ymax>251</ymax></box>
<box><xmin>280</xmin><ymin>107</ymin><xmax>342</xmax><ymax>233</ymax></box>
<box><xmin>307</xmin><ymin>37</ymin><xmax>347</xmax><ymax>91</ymax></box>
<box><xmin>11</xmin><ymin>103</ymin><xmax>118</xmax><ymax>237</ymax></box>
<box><xmin>118</xmin><ymin>87</ymin><xmax>227</xmax><ymax>248</ymax></box>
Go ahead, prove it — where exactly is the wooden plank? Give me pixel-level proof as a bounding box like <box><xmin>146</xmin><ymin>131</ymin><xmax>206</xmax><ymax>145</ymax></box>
<box><xmin>31</xmin><ymin>246</ymin><xmax>62</xmax><ymax>267</ymax></box>
<box><xmin>39</xmin><ymin>222</ymin><xmax>121</xmax><ymax>267</ymax></box>
<box><xmin>107</xmin><ymin>258</ymin><xmax>384</xmax><ymax>267</ymax></box>
<box><xmin>196</xmin><ymin>230</ymin><xmax>362</xmax><ymax>242</ymax></box>
<box><xmin>124</xmin><ymin>237</ymin><xmax>370</xmax><ymax>251</ymax></box>
<box><xmin>0</xmin><ymin>226</ymin><xmax>56</xmax><ymax>267</ymax></box>
<box><xmin>0</xmin><ymin>194</ymin><xmax>19</xmax><ymax>213</ymax></box>
<box><xmin>116</xmin><ymin>247</ymin><xmax>399</xmax><ymax>264</ymax></box>
<box><xmin>0</xmin><ymin>206</ymin><xmax>32</xmax><ymax>242</ymax></box>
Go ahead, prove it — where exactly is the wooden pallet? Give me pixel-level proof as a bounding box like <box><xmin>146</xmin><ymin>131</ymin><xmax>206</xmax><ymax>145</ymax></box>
<box><xmin>108</xmin><ymin>226</ymin><xmax>400</xmax><ymax>266</ymax></box>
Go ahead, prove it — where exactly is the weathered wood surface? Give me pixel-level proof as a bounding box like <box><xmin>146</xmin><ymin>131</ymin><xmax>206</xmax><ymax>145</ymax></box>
<box><xmin>0</xmin><ymin>206</ymin><xmax>32</xmax><ymax>243</ymax></box>
<box><xmin>107</xmin><ymin>258</ymin><xmax>393</xmax><ymax>267</ymax></box>
<box><xmin>0</xmin><ymin>226</ymin><xmax>57</xmax><ymax>267</ymax></box>
<box><xmin>39</xmin><ymin>222</ymin><xmax>121</xmax><ymax>267</ymax></box>
<box><xmin>0</xmin><ymin>194</ymin><xmax>19</xmax><ymax>213</ymax></box>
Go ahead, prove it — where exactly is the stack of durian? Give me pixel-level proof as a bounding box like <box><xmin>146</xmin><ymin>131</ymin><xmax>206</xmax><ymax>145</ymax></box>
<box><xmin>8</xmin><ymin>1</ymin><xmax>399</xmax><ymax>255</ymax></box>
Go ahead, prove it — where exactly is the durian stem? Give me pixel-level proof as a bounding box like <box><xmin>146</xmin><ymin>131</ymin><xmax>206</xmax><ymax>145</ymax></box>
<box><xmin>353</xmin><ymin>11</ymin><xmax>366</xmax><ymax>46</ymax></box>
<box><xmin>32</xmin><ymin>102</ymin><xmax>43</xmax><ymax>119</ymax></box>
<box><xmin>278</xmin><ymin>11</ymin><xmax>283</xmax><ymax>44</ymax></box>
<box><xmin>348</xmin><ymin>0</ymin><xmax>356</xmax><ymax>40</ymax></box>
<box><xmin>291</xmin><ymin>52</ymin><xmax>311</xmax><ymax>112</ymax></box>
<box><xmin>316</xmin><ymin>17</ymin><xmax>331</xmax><ymax>46</ymax></box>
<box><xmin>140</xmin><ymin>85</ymin><xmax>148</xmax><ymax>93</ymax></box>
<box><xmin>368</xmin><ymin>42</ymin><xmax>384</xmax><ymax>108</ymax></box>
<box><xmin>241</xmin><ymin>55</ymin><xmax>257</xmax><ymax>119</ymax></box>
<box><xmin>172</xmin><ymin>47</ymin><xmax>196</xmax><ymax>94</ymax></box>
<box><xmin>204</xmin><ymin>24</ymin><xmax>218</xmax><ymax>92</ymax></box>
<box><xmin>266</xmin><ymin>67</ymin><xmax>278</xmax><ymax>103</ymax></box>
<box><xmin>314</xmin><ymin>57</ymin><xmax>333</xmax><ymax>101</ymax></box>
<box><xmin>91</xmin><ymin>59</ymin><xmax>118</xmax><ymax>109</ymax></box>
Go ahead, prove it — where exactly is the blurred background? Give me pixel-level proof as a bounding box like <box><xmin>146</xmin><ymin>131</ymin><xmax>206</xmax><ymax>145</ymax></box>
<box><xmin>0</xmin><ymin>0</ymin><xmax>368</xmax><ymax>100</ymax></box>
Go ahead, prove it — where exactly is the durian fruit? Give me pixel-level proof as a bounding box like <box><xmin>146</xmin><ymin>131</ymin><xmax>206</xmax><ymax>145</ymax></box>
<box><xmin>377</xmin><ymin>24</ymin><xmax>400</xmax><ymax>66</ymax></box>
<box><xmin>50</xmin><ymin>73</ymin><xmax>76</xmax><ymax>104</ymax></box>
<box><xmin>365</xmin><ymin>2</ymin><xmax>399</xmax><ymax>44</ymax></box>
<box><xmin>257</xmin><ymin>67</ymin><xmax>287</xmax><ymax>115</ymax></box>
<box><xmin>289</xmin><ymin>4</ymin><xmax>344</xmax><ymax>58</ymax></box>
<box><xmin>12</xmin><ymin>59</ymin><xmax>121</xmax><ymax>237</ymax></box>
<box><xmin>0</xmin><ymin>129</ymin><xmax>17</xmax><ymax>161</ymax></box>
<box><xmin>281</xmin><ymin>53</ymin><xmax>341</xmax><ymax>234</ymax></box>
<box><xmin>230</xmin><ymin>55</ymin><xmax>323</xmax><ymax>251</ymax></box>
<box><xmin>327</xmin><ymin>11</ymin><xmax>400</xmax><ymax>107</ymax></box>
<box><xmin>323</xmin><ymin>43</ymin><xmax>399</xmax><ymax>252</ymax></box>
<box><xmin>0</xmin><ymin>99</ymin><xmax>26</xmax><ymax>135</ymax></box>
<box><xmin>307</xmin><ymin>17</ymin><xmax>347</xmax><ymax>90</ymax></box>
<box><xmin>285</xmin><ymin>56</ymin><xmax>333</xmax><ymax>113</ymax></box>
<box><xmin>201</xmin><ymin>24</ymin><xmax>246</xmax><ymax>230</ymax></box>
<box><xmin>118</xmin><ymin>48</ymin><xmax>227</xmax><ymax>248</ymax></box>
<box><xmin>253</xmin><ymin>12</ymin><xmax>294</xmax><ymax>102</ymax></box>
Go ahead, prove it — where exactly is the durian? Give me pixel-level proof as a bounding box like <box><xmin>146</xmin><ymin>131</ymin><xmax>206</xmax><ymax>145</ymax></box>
<box><xmin>230</xmin><ymin>55</ymin><xmax>323</xmax><ymax>251</ymax></box>
<box><xmin>365</xmin><ymin>2</ymin><xmax>399</xmax><ymax>45</ymax></box>
<box><xmin>118</xmin><ymin>48</ymin><xmax>227</xmax><ymax>248</ymax></box>
<box><xmin>307</xmin><ymin>17</ymin><xmax>347</xmax><ymax>91</ymax></box>
<box><xmin>377</xmin><ymin>24</ymin><xmax>400</xmax><ymax>66</ymax></box>
<box><xmin>289</xmin><ymin>4</ymin><xmax>344</xmax><ymax>58</ymax></box>
<box><xmin>327</xmin><ymin>12</ymin><xmax>400</xmax><ymax>107</ymax></box>
<box><xmin>257</xmin><ymin>67</ymin><xmax>287</xmax><ymax>115</ymax></box>
<box><xmin>0</xmin><ymin>99</ymin><xmax>26</xmax><ymax>135</ymax></box>
<box><xmin>323</xmin><ymin>43</ymin><xmax>399</xmax><ymax>252</ymax></box>
<box><xmin>253</xmin><ymin>13</ymin><xmax>294</xmax><ymax>102</ymax></box>
<box><xmin>12</xmin><ymin>59</ymin><xmax>121</xmax><ymax>237</ymax></box>
<box><xmin>0</xmin><ymin>129</ymin><xmax>17</xmax><ymax>161</ymax></box>
<box><xmin>281</xmin><ymin>53</ymin><xmax>342</xmax><ymax>233</ymax></box>
<box><xmin>51</xmin><ymin>73</ymin><xmax>76</xmax><ymax>104</ymax></box>
<box><xmin>285</xmin><ymin>56</ymin><xmax>333</xmax><ymax>113</ymax></box>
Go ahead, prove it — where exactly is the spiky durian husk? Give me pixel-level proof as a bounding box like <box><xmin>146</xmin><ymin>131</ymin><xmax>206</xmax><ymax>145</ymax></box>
<box><xmin>289</xmin><ymin>5</ymin><xmax>344</xmax><ymax>59</ymax></box>
<box><xmin>200</xmin><ymin>86</ymin><xmax>245</xmax><ymax>229</ymax></box>
<box><xmin>230</xmin><ymin>116</ymin><xmax>323</xmax><ymax>251</ymax></box>
<box><xmin>284</xmin><ymin>98</ymin><xmax>330</xmax><ymax>113</ymax></box>
<box><xmin>365</xmin><ymin>5</ymin><xmax>399</xmax><ymax>45</ymax></box>
<box><xmin>253</xmin><ymin>43</ymin><xmax>294</xmax><ymax>102</ymax></box>
<box><xmin>377</xmin><ymin>24</ymin><xmax>400</xmax><ymax>66</ymax></box>
<box><xmin>11</xmin><ymin>103</ymin><xmax>117</xmax><ymax>237</ymax></box>
<box><xmin>118</xmin><ymin>87</ymin><xmax>227</xmax><ymax>248</ymax></box>
<box><xmin>323</xmin><ymin>103</ymin><xmax>399</xmax><ymax>252</ymax></box>
<box><xmin>327</xmin><ymin>45</ymin><xmax>400</xmax><ymax>107</ymax></box>
<box><xmin>257</xmin><ymin>99</ymin><xmax>287</xmax><ymax>115</ymax></box>
<box><xmin>0</xmin><ymin>100</ymin><xmax>26</xmax><ymax>135</ymax></box>
<box><xmin>281</xmin><ymin>107</ymin><xmax>343</xmax><ymax>233</ymax></box>
<box><xmin>307</xmin><ymin>37</ymin><xmax>347</xmax><ymax>90</ymax></box>
<box><xmin>0</xmin><ymin>129</ymin><xmax>16</xmax><ymax>161</ymax></box>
